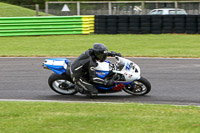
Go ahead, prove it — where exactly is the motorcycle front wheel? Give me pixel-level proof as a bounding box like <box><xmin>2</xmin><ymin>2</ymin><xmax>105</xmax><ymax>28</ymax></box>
<box><xmin>123</xmin><ymin>77</ymin><xmax>151</xmax><ymax>96</ymax></box>
<box><xmin>48</xmin><ymin>73</ymin><xmax>77</xmax><ymax>95</ymax></box>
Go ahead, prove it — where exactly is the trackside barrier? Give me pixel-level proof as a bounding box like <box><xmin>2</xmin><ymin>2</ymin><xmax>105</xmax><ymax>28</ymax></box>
<box><xmin>0</xmin><ymin>16</ymin><xmax>94</xmax><ymax>36</ymax></box>
<box><xmin>95</xmin><ymin>15</ymin><xmax>200</xmax><ymax>34</ymax></box>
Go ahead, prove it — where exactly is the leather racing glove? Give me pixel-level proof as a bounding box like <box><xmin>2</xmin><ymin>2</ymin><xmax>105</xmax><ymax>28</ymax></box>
<box><xmin>108</xmin><ymin>51</ymin><xmax>122</xmax><ymax>57</ymax></box>
<box><xmin>116</xmin><ymin>53</ymin><xmax>122</xmax><ymax>57</ymax></box>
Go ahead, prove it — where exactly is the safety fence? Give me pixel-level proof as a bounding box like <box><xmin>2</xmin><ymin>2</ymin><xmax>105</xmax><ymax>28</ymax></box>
<box><xmin>0</xmin><ymin>16</ymin><xmax>94</xmax><ymax>36</ymax></box>
<box><xmin>46</xmin><ymin>1</ymin><xmax>200</xmax><ymax>16</ymax></box>
<box><xmin>95</xmin><ymin>15</ymin><xmax>200</xmax><ymax>34</ymax></box>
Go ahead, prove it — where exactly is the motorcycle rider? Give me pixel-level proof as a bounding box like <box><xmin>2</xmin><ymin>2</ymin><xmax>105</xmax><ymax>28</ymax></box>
<box><xmin>70</xmin><ymin>43</ymin><xmax>121</xmax><ymax>96</ymax></box>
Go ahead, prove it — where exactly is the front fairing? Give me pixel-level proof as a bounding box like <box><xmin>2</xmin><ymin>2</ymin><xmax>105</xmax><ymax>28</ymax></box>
<box><xmin>94</xmin><ymin>57</ymin><xmax>141</xmax><ymax>92</ymax></box>
<box><xmin>113</xmin><ymin>57</ymin><xmax>141</xmax><ymax>83</ymax></box>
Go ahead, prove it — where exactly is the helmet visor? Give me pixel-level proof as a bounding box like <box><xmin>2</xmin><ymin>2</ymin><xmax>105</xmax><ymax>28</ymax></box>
<box><xmin>95</xmin><ymin>50</ymin><xmax>108</xmax><ymax>62</ymax></box>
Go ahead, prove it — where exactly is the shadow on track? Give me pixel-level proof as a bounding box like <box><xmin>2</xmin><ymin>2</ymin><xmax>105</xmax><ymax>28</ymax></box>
<box><xmin>39</xmin><ymin>94</ymin><xmax>152</xmax><ymax>103</ymax></box>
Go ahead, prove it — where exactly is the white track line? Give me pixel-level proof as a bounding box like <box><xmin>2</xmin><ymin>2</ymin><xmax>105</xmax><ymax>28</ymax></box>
<box><xmin>0</xmin><ymin>99</ymin><xmax>199</xmax><ymax>107</ymax></box>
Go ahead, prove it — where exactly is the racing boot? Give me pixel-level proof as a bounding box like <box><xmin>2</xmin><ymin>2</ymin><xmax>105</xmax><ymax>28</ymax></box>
<box><xmin>75</xmin><ymin>85</ymin><xmax>97</xmax><ymax>97</ymax></box>
<box><xmin>74</xmin><ymin>85</ymin><xmax>84</xmax><ymax>94</ymax></box>
<box><xmin>85</xmin><ymin>90</ymin><xmax>98</xmax><ymax>98</ymax></box>
<box><xmin>76</xmin><ymin>78</ymin><xmax>98</xmax><ymax>97</ymax></box>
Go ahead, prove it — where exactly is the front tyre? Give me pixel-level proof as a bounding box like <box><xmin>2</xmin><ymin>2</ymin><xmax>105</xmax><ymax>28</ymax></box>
<box><xmin>48</xmin><ymin>73</ymin><xmax>77</xmax><ymax>95</ymax></box>
<box><xmin>123</xmin><ymin>77</ymin><xmax>151</xmax><ymax>96</ymax></box>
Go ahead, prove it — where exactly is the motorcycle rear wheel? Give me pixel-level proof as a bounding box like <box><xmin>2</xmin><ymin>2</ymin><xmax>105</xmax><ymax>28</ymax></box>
<box><xmin>48</xmin><ymin>73</ymin><xmax>77</xmax><ymax>95</ymax></box>
<box><xmin>123</xmin><ymin>77</ymin><xmax>151</xmax><ymax>96</ymax></box>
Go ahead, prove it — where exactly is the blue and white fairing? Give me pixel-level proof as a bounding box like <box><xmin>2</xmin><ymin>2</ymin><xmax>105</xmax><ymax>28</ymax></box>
<box><xmin>43</xmin><ymin>58</ymin><xmax>111</xmax><ymax>77</ymax></box>
<box><xmin>43</xmin><ymin>57</ymin><xmax>140</xmax><ymax>85</ymax></box>
<box><xmin>43</xmin><ymin>58</ymin><xmax>70</xmax><ymax>75</ymax></box>
<box><xmin>95</xmin><ymin>61</ymin><xmax>111</xmax><ymax>79</ymax></box>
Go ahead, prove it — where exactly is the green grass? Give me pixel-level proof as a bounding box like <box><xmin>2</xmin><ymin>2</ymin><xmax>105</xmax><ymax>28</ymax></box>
<box><xmin>0</xmin><ymin>102</ymin><xmax>199</xmax><ymax>133</ymax></box>
<box><xmin>0</xmin><ymin>34</ymin><xmax>200</xmax><ymax>58</ymax></box>
<box><xmin>0</xmin><ymin>2</ymin><xmax>46</xmax><ymax>17</ymax></box>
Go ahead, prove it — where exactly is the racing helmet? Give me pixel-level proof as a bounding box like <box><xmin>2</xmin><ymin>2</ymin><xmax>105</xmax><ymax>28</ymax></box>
<box><xmin>93</xmin><ymin>43</ymin><xmax>108</xmax><ymax>62</ymax></box>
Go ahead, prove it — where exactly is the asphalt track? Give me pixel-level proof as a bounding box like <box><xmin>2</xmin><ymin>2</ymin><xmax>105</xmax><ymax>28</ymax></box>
<box><xmin>0</xmin><ymin>57</ymin><xmax>199</xmax><ymax>105</ymax></box>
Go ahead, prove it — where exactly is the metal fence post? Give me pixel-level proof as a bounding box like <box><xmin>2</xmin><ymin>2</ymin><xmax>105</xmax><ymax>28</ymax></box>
<box><xmin>35</xmin><ymin>4</ymin><xmax>39</xmax><ymax>16</ymax></box>
<box><xmin>77</xmin><ymin>1</ymin><xmax>80</xmax><ymax>15</ymax></box>
<box><xmin>156</xmin><ymin>2</ymin><xmax>159</xmax><ymax>8</ymax></box>
<box><xmin>141</xmin><ymin>1</ymin><xmax>145</xmax><ymax>15</ymax></box>
<box><xmin>199</xmin><ymin>3</ymin><xmax>200</xmax><ymax>14</ymax></box>
<box><xmin>175</xmin><ymin>1</ymin><xmax>178</xmax><ymax>14</ymax></box>
<box><xmin>108</xmin><ymin>2</ymin><xmax>112</xmax><ymax>15</ymax></box>
<box><xmin>45</xmin><ymin>2</ymin><xmax>49</xmax><ymax>16</ymax></box>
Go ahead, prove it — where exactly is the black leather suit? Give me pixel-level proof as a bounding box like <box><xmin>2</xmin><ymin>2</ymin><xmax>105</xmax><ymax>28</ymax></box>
<box><xmin>70</xmin><ymin>49</ymin><xmax>119</xmax><ymax>94</ymax></box>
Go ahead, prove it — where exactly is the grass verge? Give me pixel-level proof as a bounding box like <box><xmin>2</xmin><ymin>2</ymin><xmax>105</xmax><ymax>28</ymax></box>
<box><xmin>0</xmin><ymin>34</ymin><xmax>200</xmax><ymax>58</ymax></box>
<box><xmin>0</xmin><ymin>2</ymin><xmax>46</xmax><ymax>17</ymax></box>
<box><xmin>0</xmin><ymin>101</ymin><xmax>199</xmax><ymax>133</ymax></box>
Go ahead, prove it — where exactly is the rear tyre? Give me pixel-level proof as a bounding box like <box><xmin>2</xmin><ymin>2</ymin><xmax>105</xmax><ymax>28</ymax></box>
<box><xmin>48</xmin><ymin>73</ymin><xmax>77</xmax><ymax>95</ymax></box>
<box><xmin>123</xmin><ymin>77</ymin><xmax>151</xmax><ymax>96</ymax></box>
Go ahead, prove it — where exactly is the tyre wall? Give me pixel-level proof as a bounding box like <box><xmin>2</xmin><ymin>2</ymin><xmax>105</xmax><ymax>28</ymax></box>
<box><xmin>95</xmin><ymin>15</ymin><xmax>200</xmax><ymax>34</ymax></box>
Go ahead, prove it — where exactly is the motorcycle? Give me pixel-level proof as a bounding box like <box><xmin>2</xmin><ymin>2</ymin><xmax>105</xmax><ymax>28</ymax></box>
<box><xmin>42</xmin><ymin>56</ymin><xmax>151</xmax><ymax>96</ymax></box>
